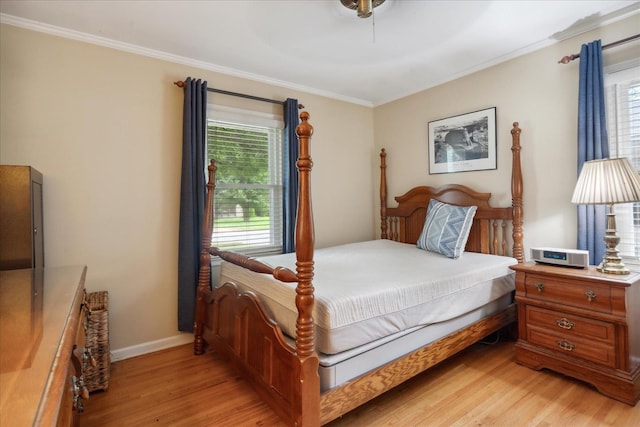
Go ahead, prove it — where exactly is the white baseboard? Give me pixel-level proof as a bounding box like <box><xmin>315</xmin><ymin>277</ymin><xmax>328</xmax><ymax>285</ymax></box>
<box><xmin>110</xmin><ymin>333</ymin><xmax>193</xmax><ymax>362</ymax></box>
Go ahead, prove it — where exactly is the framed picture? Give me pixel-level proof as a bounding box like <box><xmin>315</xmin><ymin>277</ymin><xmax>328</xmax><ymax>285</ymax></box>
<box><xmin>428</xmin><ymin>107</ymin><xmax>497</xmax><ymax>174</ymax></box>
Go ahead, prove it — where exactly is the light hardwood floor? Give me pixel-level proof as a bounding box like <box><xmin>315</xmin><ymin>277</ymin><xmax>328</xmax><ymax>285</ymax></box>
<box><xmin>80</xmin><ymin>340</ymin><xmax>639</xmax><ymax>426</ymax></box>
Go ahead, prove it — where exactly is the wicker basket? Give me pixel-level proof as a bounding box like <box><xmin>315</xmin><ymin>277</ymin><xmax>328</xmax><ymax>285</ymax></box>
<box><xmin>84</xmin><ymin>291</ymin><xmax>110</xmax><ymax>392</ymax></box>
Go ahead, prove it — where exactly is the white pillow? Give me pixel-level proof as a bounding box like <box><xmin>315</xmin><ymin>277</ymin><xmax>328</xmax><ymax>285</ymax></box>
<box><xmin>417</xmin><ymin>199</ymin><xmax>477</xmax><ymax>259</ymax></box>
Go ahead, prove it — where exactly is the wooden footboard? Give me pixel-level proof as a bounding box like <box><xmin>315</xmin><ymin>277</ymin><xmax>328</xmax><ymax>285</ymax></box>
<box><xmin>195</xmin><ymin>112</ymin><xmax>320</xmax><ymax>427</ymax></box>
<box><xmin>204</xmin><ymin>282</ymin><xmax>515</xmax><ymax>426</ymax></box>
<box><xmin>203</xmin><ymin>282</ymin><xmax>319</xmax><ymax>426</ymax></box>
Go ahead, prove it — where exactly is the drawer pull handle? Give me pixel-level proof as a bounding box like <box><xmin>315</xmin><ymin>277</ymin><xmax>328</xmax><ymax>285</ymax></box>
<box><xmin>585</xmin><ymin>290</ymin><xmax>596</xmax><ymax>302</ymax></box>
<box><xmin>556</xmin><ymin>318</ymin><xmax>574</xmax><ymax>330</ymax></box>
<box><xmin>556</xmin><ymin>339</ymin><xmax>576</xmax><ymax>352</ymax></box>
<box><xmin>83</xmin><ymin>348</ymin><xmax>98</xmax><ymax>368</ymax></box>
<box><xmin>72</xmin><ymin>375</ymin><xmax>88</xmax><ymax>412</ymax></box>
<box><xmin>535</xmin><ymin>283</ymin><xmax>544</xmax><ymax>292</ymax></box>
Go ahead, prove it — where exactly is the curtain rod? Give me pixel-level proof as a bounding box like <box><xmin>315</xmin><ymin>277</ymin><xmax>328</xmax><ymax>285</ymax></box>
<box><xmin>173</xmin><ymin>81</ymin><xmax>304</xmax><ymax>109</ymax></box>
<box><xmin>558</xmin><ymin>34</ymin><xmax>640</xmax><ymax>64</ymax></box>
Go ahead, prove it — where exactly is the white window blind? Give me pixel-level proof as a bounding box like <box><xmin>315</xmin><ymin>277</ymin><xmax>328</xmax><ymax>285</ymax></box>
<box><xmin>605</xmin><ymin>62</ymin><xmax>640</xmax><ymax>262</ymax></box>
<box><xmin>207</xmin><ymin>106</ymin><xmax>284</xmax><ymax>255</ymax></box>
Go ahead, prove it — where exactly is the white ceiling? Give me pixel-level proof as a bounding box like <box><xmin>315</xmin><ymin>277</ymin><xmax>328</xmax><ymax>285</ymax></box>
<box><xmin>1</xmin><ymin>1</ymin><xmax>639</xmax><ymax>106</ymax></box>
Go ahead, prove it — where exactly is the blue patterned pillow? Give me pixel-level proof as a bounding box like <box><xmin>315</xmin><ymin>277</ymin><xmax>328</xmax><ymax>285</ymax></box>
<box><xmin>417</xmin><ymin>199</ymin><xmax>477</xmax><ymax>259</ymax></box>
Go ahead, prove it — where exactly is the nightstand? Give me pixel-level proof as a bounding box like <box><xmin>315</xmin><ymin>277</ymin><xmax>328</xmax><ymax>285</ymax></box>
<box><xmin>510</xmin><ymin>262</ymin><xmax>640</xmax><ymax>406</ymax></box>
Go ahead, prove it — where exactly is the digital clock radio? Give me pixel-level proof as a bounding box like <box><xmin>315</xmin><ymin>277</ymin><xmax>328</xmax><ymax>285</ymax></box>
<box><xmin>530</xmin><ymin>247</ymin><xmax>589</xmax><ymax>268</ymax></box>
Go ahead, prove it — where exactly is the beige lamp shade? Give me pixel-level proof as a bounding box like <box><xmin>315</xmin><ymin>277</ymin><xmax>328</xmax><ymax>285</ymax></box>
<box><xmin>571</xmin><ymin>157</ymin><xmax>640</xmax><ymax>205</ymax></box>
<box><xmin>571</xmin><ymin>156</ymin><xmax>640</xmax><ymax>274</ymax></box>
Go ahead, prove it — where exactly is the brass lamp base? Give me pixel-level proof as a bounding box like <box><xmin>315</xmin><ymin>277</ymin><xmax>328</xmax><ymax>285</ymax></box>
<box><xmin>597</xmin><ymin>259</ymin><xmax>630</xmax><ymax>275</ymax></box>
<box><xmin>597</xmin><ymin>205</ymin><xmax>630</xmax><ymax>275</ymax></box>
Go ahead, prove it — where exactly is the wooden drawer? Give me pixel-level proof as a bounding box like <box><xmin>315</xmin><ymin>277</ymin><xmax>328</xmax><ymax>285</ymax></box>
<box><xmin>527</xmin><ymin>326</ymin><xmax>617</xmax><ymax>368</ymax></box>
<box><xmin>0</xmin><ymin>267</ymin><xmax>88</xmax><ymax>426</ymax></box>
<box><xmin>525</xmin><ymin>305</ymin><xmax>615</xmax><ymax>344</ymax></box>
<box><xmin>511</xmin><ymin>263</ymin><xmax>640</xmax><ymax>405</ymax></box>
<box><xmin>524</xmin><ymin>274</ymin><xmax>611</xmax><ymax>313</ymax></box>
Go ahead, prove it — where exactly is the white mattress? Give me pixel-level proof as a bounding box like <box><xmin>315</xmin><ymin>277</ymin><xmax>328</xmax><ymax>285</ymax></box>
<box><xmin>315</xmin><ymin>292</ymin><xmax>513</xmax><ymax>391</ymax></box>
<box><xmin>220</xmin><ymin>239</ymin><xmax>516</xmax><ymax>354</ymax></box>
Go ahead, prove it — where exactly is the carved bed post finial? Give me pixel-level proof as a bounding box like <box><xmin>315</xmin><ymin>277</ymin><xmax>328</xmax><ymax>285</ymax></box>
<box><xmin>294</xmin><ymin>112</ymin><xmax>315</xmax><ymax>358</ymax></box>
<box><xmin>380</xmin><ymin>149</ymin><xmax>388</xmax><ymax>239</ymax></box>
<box><xmin>511</xmin><ymin>123</ymin><xmax>524</xmax><ymax>263</ymax></box>
<box><xmin>194</xmin><ymin>159</ymin><xmax>217</xmax><ymax>355</ymax></box>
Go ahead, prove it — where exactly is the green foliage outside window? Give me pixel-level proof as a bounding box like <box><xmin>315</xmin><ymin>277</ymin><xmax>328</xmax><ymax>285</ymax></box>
<box><xmin>207</xmin><ymin>124</ymin><xmax>271</xmax><ymax>223</ymax></box>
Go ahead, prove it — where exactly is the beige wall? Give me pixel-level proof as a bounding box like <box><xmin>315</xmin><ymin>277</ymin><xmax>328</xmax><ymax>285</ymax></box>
<box><xmin>1</xmin><ymin>14</ymin><xmax>638</xmax><ymax>354</ymax></box>
<box><xmin>0</xmin><ymin>24</ymin><xmax>374</xmax><ymax>352</ymax></box>
<box><xmin>374</xmin><ymin>14</ymin><xmax>640</xmax><ymax>257</ymax></box>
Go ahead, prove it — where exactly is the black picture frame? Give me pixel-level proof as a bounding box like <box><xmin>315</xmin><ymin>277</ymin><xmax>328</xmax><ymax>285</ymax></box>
<box><xmin>428</xmin><ymin>107</ymin><xmax>497</xmax><ymax>174</ymax></box>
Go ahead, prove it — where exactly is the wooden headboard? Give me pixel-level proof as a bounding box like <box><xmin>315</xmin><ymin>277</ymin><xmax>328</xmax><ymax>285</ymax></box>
<box><xmin>379</xmin><ymin>122</ymin><xmax>524</xmax><ymax>263</ymax></box>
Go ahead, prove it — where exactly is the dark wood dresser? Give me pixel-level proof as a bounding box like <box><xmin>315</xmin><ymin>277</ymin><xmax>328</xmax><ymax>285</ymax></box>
<box><xmin>0</xmin><ymin>165</ymin><xmax>44</xmax><ymax>270</ymax></box>
<box><xmin>510</xmin><ymin>262</ymin><xmax>640</xmax><ymax>405</ymax></box>
<box><xmin>0</xmin><ymin>266</ymin><xmax>88</xmax><ymax>425</ymax></box>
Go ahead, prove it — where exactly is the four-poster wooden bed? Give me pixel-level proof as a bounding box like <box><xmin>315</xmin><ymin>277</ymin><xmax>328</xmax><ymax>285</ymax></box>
<box><xmin>193</xmin><ymin>112</ymin><xmax>524</xmax><ymax>426</ymax></box>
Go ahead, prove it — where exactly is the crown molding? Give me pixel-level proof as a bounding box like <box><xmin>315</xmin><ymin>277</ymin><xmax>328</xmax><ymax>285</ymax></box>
<box><xmin>0</xmin><ymin>13</ymin><xmax>373</xmax><ymax>108</ymax></box>
<box><xmin>551</xmin><ymin>2</ymin><xmax>640</xmax><ymax>41</ymax></box>
<box><xmin>375</xmin><ymin>4</ymin><xmax>640</xmax><ymax>106</ymax></box>
<box><xmin>3</xmin><ymin>5</ymin><xmax>637</xmax><ymax>109</ymax></box>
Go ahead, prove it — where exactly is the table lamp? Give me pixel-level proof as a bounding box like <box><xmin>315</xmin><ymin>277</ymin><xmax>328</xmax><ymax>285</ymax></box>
<box><xmin>571</xmin><ymin>157</ymin><xmax>640</xmax><ymax>274</ymax></box>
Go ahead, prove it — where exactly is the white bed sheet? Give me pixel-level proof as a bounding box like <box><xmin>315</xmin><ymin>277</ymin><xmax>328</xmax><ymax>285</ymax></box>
<box><xmin>219</xmin><ymin>239</ymin><xmax>516</xmax><ymax>354</ymax></box>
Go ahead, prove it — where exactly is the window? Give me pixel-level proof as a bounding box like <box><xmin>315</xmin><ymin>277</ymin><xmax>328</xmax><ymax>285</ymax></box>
<box><xmin>605</xmin><ymin>61</ymin><xmax>640</xmax><ymax>263</ymax></box>
<box><xmin>207</xmin><ymin>105</ymin><xmax>284</xmax><ymax>255</ymax></box>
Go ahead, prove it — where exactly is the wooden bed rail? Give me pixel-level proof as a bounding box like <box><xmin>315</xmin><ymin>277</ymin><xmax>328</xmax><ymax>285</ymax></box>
<box><xmin>210</xmin><ymin>247</ymin><xmax>298</xmax><ymax>282</ymax></box>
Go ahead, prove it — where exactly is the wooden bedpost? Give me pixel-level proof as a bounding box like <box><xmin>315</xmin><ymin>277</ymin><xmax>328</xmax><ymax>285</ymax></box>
<box><xmin>293</xmin><ymin>112</ymin><xmax>320</xmax><ymax>427</ymax></box>
<box><xmin>295</xmin><ymin>111</ymin><xmax>315</xmax><ymax>358</ymax></box>
<box><xmin>511</xmin><ymin>123</ymin><xmax>524</xmax><ymax>263</ymax></box>
<box><xmin>380</xmin><ymin>149</ymin><xmax>388</xmax><ymax>239</ymax></box>
<box><xmin>194</xmin><ymin>159</ymin><xmax>216</xmax><ymax>355</ymax></box>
